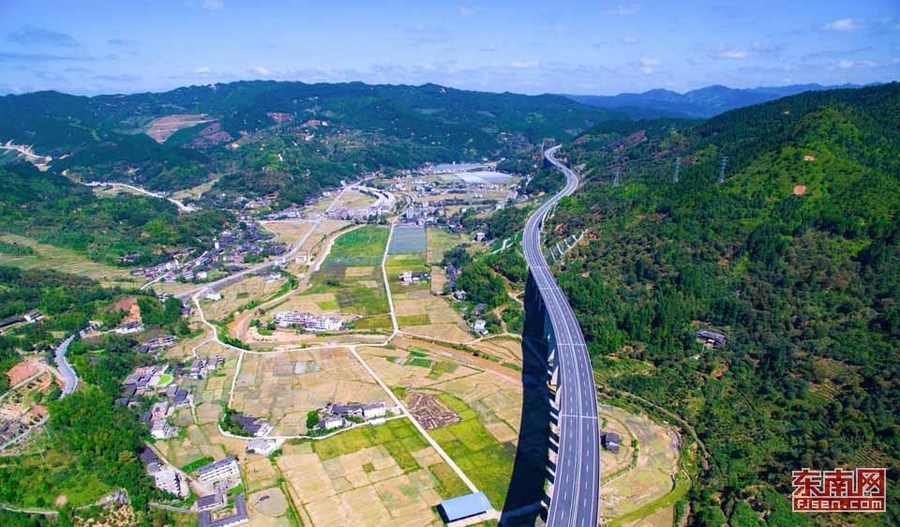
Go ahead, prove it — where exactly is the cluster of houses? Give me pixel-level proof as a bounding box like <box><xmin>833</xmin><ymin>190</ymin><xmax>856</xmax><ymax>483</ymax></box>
<box><xmin>312</xmin><ymin>401</ymin><xmax>393</xmax><ymax>432</ymax></box>
<box><xmin>139</xmin><ymin>448</ymin><xmax>249</xmax><ymax>526</ymax></box>
<box><xmin>273</xmin><ymin>311</ymin><xmax>344</xmax><ymax>332</ymax></box>
<box><xmin>119</xmin><ymin>364</ymin><xmax>194</xmax><ymax>438</ymax></box>
<box><xmin>193</xmin><ymin>457</ymin><xmax>250</xmax><ymax>526</ymax></box>
<box><xmin>128</xmin><ymin>222</ymin><xmax>286</xmax><ymax>285</ymax></box>
<box><xmin>190</xmin><ymin>355</ymin><xmax>225</xmax><ymax>379</ymax></box>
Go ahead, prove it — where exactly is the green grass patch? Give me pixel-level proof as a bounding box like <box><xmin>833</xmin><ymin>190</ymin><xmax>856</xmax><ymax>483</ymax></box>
<box><xmin>428</xmin><ymin>393</ymin><xmax>515</xmax><ymax>508</ymax></box>
<box><xmin>352</xmin><ymin>314</ymin><xmax>393</xmax><ymax>330</ymax></box>
<box><xmin>429</xmin><ymin>463</ymin><xmax>470</xmax><ymax>499</ymax></box>
<box><xmin>426</xmin><ymin>229</ymin><xmax>464</xmax><ymax>264</ymax></box>
<box><xmin>385</xmin><ymin>253</ymin><xmax>430</xmax><ymax>275</ymax></box>
<box><xmin>426</xmin><ymin>362</ymin><xmax>459</xmax><ymax>380</ymax></box>
<box><xmin>311</xmin><ymin>418</ymin><xmax>428</xmax><ymax>474</ymax></box>
<box><xmin>407</xmin><ymin>358</ymin><xmax>434</xmax><ymax>368</ymax></box>
<box><xmin>397</xmin><ymin>314</ymin><xmax>430</xmax><ymax>326</ymax></box>
<box><xmin>325</xmin><ymin>226</ymin><xmax>389</xmax><ymax>268</ymax></box>
<box><xmin>301</xmin><ymin>226</ymin><xmax>390</xmax><ymax>316</ymax></box>
<box><xmin>315</xmin><ymin>299</ymin><xmax>340</xmax><ymax>311</ymax></box>
<box><xmin>180</xmin><ymin>456</ymin><xmax>215</xmax><ymax>473</ymax></box>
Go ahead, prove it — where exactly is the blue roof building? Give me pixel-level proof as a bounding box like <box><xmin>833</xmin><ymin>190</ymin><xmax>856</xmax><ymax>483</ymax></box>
<box><xmin>438</xmin><ymin>492</ymin><xmax>492</xmax><ymax>523</ymax></box>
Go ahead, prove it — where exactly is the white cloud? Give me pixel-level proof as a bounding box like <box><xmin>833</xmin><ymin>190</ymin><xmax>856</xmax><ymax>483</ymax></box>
<box><xmin>195</xmin><ymin>66</ymin><xmax>211</xmax><ymax>74</ymax></box>
<box><xmin>621</xmin><ymin>36</ymin><xmax>639</xmax><ymax>44</ymax></box>
<box><xmin>605</xmin><ymin>3</ymin><xmax>640</xmax><ymax>16</ymax></box>
<box><xmin>838</xmin><ymin>59</ymin><xmax>875</xmax><ymax>69</ymax></box>
<box><xmin>719</xmin><ymin>49</ymin><xmax>749</xmax><ymax>59</ymax></box>
<box><xmin>510</xmin><ymin>60</ymin><xmax>540</xmax><ymax>69</ymax></box>
<box><xmin>458</xmin><ymin>4</ymin><xmax>475</xmax><ymax>16</ymax></box>
<box><xmin>638</xmin><ymin>57</ymin><xmax>659</xmax><ymax>74</ymax></box>
<box><xmin>203</xmin><ymin>0</ymin><xmax>224</xmax><ymax>9</ymax></box>
<box><xmin>251</xmin><ymin>65</ymin><xmax>271</xmax><ymax>76</ymax></box>
<box><xmin>824</xmin><ymin>18</ymin><xmax>863</xmax><ymax>31</ymax></box>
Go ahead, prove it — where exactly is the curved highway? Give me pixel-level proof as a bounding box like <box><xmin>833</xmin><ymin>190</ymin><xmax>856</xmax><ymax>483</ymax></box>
<box><xmin>522</xmin><ymin>146</ymin><xmax>599</xmax><ymax>527</ymax></box>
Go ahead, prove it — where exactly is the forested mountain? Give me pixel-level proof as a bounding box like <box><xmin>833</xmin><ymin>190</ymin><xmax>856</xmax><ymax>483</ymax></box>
<box><xmin>0</xmin><ymin>80</ymin><xmax>654</xmax><ymax>197</ymax></box>
<box><xmin>0</xmin><ymin>81</ymin><xmax>657</xmax><ymax>265</ymax></box>
<box><xmin>552</xmin><ymin>83</ymin><xmax>899</xmax><ymax>526</ymax></box>
<box><xmin>0</xmin><ymin>163</ymin><xmax>230</xmax><ymax>265</ymax></box>
<box><xmin>566</xmin><ymin>83</ymin><xmax>865</xmax><ymax>118</ymax></box>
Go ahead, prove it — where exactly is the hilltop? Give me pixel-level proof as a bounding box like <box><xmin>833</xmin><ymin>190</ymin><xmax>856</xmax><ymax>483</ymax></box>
<box><xmin>552</xmin><ymin>83</ymin><xmax>899</xmax><ymax>526</ymax></box>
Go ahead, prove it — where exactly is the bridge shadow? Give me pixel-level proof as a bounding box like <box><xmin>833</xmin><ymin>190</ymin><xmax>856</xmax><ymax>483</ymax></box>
<box><xmin>499</xmin><ymin>273</ymin><xmax>550</xmax><ymax>526</ymax></box>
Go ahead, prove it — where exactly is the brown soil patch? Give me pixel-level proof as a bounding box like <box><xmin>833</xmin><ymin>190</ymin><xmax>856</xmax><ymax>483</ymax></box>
<box><xmin>6</xmin><ymin>360</ymin><xmax>40</xmax><ymax>386</ymax></box>
<box><xmin>249</xmin><ymin>487</ymin><xmax>288</xmax><ymax>517</ymax></box>
<box><xmin>145</xmin><ymin>114</ymin><xmax>214</xmax><ymax>143</ymax></box>
<box><xmin>803</xmin><ymin>155</ymin><xmax>816</xmax><ymax>161</ymax></box>
<box><xmin>793</xmin><ymin>184</ymin><xmax>807</xmax><ymax>195</ymax></box>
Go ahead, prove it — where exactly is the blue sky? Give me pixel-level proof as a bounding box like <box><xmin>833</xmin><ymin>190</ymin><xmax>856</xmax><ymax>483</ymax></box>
<box><xmin>0</xmin><ymin>0</ymin><xmax>897</xmax><ymax>96</ymax></box>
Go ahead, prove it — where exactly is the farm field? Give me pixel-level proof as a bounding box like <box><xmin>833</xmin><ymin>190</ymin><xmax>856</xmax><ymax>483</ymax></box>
<box><xmin>230</xmin><ymin>348</ymin><xmax>385</xmax><ymax>436</ymax></box>
<box><xmin>299</xmin><ymin>226</ymin><xmax>390</xmax><ymax>324</ymax></box>
<box><xmin>388</xmin><ymin>225</ymin><xmax>426</xmax><ymax>254</ymax></box>
<box><xmin>0</xmin><ymin>233</ymin><xmax>138</xmax><ymax>288</ymax></box>
<box><xmin>261</xmin><ymin>220</ymin><xmax>316</xmax><ymax>248</ymax></box>
<box><xmin>358</xmin><ymin>341</ymin><xmax>522</xmax><ymax>509</ymax></box>
<box><xmin>335</xmin><ymin>189</ymin><xmax>377</xmax><ymax>210</ymax></box>
<box><xmin>199</xmin><ymin>275</ymin><xmax>286</xmax><ymax>322</ymax></box>
<box><xmin>598</xmin><ymin>404</ymin><xmax>684</xmax><ymax>526</ymax></box>
<box><xmin>155</xmin><ymin>340</ymin><xmax>243</xmax><ymax>470</ymax></box>
<box><xmin>425</xmin><ymin>228</ymin><xmax>465</xmax><ymax>265</ymax></box>
<box><xmin>276</xmin><ymin>418</ymin><xmax>468</xmax><ymax>527</ymax></box>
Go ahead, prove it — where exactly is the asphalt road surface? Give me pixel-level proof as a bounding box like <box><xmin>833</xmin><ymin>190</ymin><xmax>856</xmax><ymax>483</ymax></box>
<box><xmin>522</xmin><ymin>146</ymin><xmax>600</xmax><ymax>527</ymax></box>
<box><xmin>54</xmin><ymin>335</ymin><xmax>78</xmax><ymax>397</ymax></box>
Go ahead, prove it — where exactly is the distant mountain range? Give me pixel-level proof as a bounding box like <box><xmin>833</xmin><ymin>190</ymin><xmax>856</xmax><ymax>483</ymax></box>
<box><xmin>565</xmin><ymin>83</ymin><xmax>866</xmax><ymax>118</ymax></box>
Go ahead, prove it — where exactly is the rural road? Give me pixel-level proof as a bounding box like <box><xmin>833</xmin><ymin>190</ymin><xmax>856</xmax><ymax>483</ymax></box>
<box><xmin>522</xmin><ymin>145</ymin><xmax>600</xmax><ymax>527</ymax></box>
<box><xmin>54</xmin><ymin>335</ymin><xmax>78</xmax><ymax>397</ymax></box>
<box><xmin>175</xmin><ymin>180</ymin><xmax>357</xmax><ymax>301</ymax></box>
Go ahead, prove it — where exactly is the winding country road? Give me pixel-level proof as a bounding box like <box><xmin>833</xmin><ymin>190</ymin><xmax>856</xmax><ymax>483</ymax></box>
<box><xmin>522</xmin><ymin>146</ymin><xmax>600</xmax><ymax>527</ymax></box>
<box><xmin>54</xmin><ymin>336</ymin><xmax>78</xmax><ymax>397</ymax></box>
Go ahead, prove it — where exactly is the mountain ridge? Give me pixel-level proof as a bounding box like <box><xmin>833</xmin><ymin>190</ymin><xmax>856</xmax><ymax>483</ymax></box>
<box><xmin>565</xmin><ymin>82</ymin><xmax>869</xmax><ymax>118</ymax></box>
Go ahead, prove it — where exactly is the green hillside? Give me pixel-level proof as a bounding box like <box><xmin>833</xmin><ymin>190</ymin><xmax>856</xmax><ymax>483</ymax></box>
<box><xmin>0</xmin><ymin>81</ymin><xmax>649</xmax><ymax>198</ymax></box>
<box><xmin>552</xmin><ymin>83</ymin><xmax>899</xmax><ymax>526</ymax></box>
<box><xmin>0</xmin><ymin>163</ymin><xmax>230</xmax><ymax>265</ymax></box>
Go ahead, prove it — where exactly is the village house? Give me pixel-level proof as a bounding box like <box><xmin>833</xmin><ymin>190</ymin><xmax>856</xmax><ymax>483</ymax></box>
<box><xmin>329</xmin><ymin>401</ymin><xmax>387</xmax><ymax>420</ymax></box>
<box><xmin>246</xmin><ymin>438</ymin><xmax>279</xmax><ymax>456</ymax></box>
<box><xmin>198</xmin><ymin>495</ymin><xmax>249</xmax><ymax>527</ymax></box>
<box><xmin>694</xmin><ymin>330</ymin><xmax>728</xmax><ymax>349</ymax></box>
<box><xmin>600</xmin><ymin>431</ymin><xmax>621</xmax><ymax>453</ymax></box>
<box><xmin>195</xmin><ymin>493</ymin><xmax>226</xmax><ymax>512</ymax></box>
<box><xmin>114</xmin><ymin>320</ymin><xmax>144</xmax><ymax>335</ymax></box>
<box><xmin>314</xmin><ymin>416</ymin><xmax>344</xmax><ymax>432</ymax></box>
<box><xmin>196</xmin><ymin>456</ymin><xmax>240</xmax><ymax>486</ymax></box>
